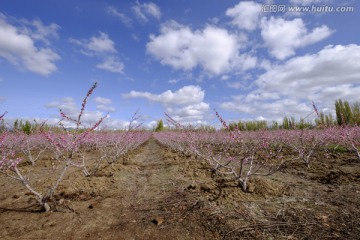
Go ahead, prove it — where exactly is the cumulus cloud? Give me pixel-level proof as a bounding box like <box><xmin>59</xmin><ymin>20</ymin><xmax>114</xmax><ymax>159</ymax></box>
<box><xmin>220</xmin><ymin>44</ymin><xmax>360</xmax><ymax>121</ymax></box>
<box><xmin>69</xmin><ymin>32</ymin><xmax>124</xmax><ymax>74</ymax></box>
<box><xmin>221</xmin><ymin>98</ymin><xmax>311</xmax><ymax>120</ymax></box>
<box><xmin>87</xmin><ymin>33</ymin><xmax>116</xmax><ymax>53</ymax></box>
<box><xmin>168</xmin><ymin>79</ymin><xmax>179</xmax><ymax>84</ymax></box>
<box><xmin>256</xmin><ymin>44</ymin><xmax>360</xmax><ymax>93</ymax></box>
<box><xmin>0</xmin><ymin>14</ymin><xmax>60</xmax><ymax>76</ymax></box>
<box><xmin>123</xmin><ymin>85</ymin><xmax>204</xmax><ymax>106</ymax></box>
<box><xmin>123</xmin><ymin>85</ymin><xmax>209</xmax><ymax>123</ymax></box>
<box><xmin>94</xmin><ymin>97</ymin><xmax>115</xmax><ymax>112</ymax></box>
<box><xmin>69</xmin><ymin>32</ymin><xmax>116</xmax><ymax>56</ymax></box>
<box><xmin>94</xmin><ymin>97</ymin><xmax>112</xmax><ymax>105</ymax></box>
<box><xmin>226</xmin><ymin>1</ymin><xmax>263</xmax><ymax>31</ymax></box>
<box><xmin>45</xmin><ymin>97</ymin><xmax>110</xmax><ymax>128</ymax></box>
<box><xmin>146</xmin><ymin>21</ymin><xmax>256</xmax><ymax>75</ymax></box>
<box><xmin>260</xmin><ymin>17</ymin><xmax>333</xmax><ymax>60</ymax></box>
<box><xmin>45</xmin><ymin>97</ymin><xmax>77</xmax><ymax>115</ymax></box>
<box><xmin>132</xmin><ymin>2</ymin><xmax>161</xmax><ymax>22</ymax></box>
<box><xmin>102</xmin><ymin>118</ymin><xmax>131</xmax><ymax>130</ymax></box>
<box><xmin>226</xmin><ymin>82</ymin><xmax>242</xmax><ymax>89</ymax></box>
<box><xmin>20</xmin><ymin>19</ymin><xmax>60</xmax><ymax>45</ymax></box>
<box><xmin>166</xmin><ymin>102</ymin><xmax>209</xmax><ymax>122</ymax></box>
<box><xmin>96</xmin><ymin>105</ymin><xmax>116</xmax><ymax>112</ymax></box>
<box><xmin>96</xmin><ymin>57</ymin><xmax>124</xmax><ymax>73</ymax></box>
<box><xmin>106</xmin><ymin>6</ymin><xmax>132</xmax><ymax>27</ymax></box>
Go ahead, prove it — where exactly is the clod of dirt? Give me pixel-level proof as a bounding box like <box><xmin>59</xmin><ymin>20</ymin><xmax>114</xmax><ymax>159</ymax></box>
<box><xmin>88</xmin><ymin>203</ymin><xmax>98</xmax><ymax>209</ymax></box>
<box><xmin>200</xmin><ymin>183</ymin><xmax>212</xmax><ymax>192</ymax></box>
<box><xmin>78</xmin><ymin>194</ymin><xmax>88</xmax><ymax>201</ymax></box>
<box><xmin>319</xmin><ymin>170</ymin><xmax>350</xmax><ymax>185</ymax></box>
<box><xmin>58</xmin><ymin>198</ymin><xmax>65</xmax><ymax>205</ymax></box>
<box><xmin>250</xmin><ymin>177</ymin><xmax>285</xmax><ymax>197</ymax></box>
<box><xmin>12</xmin><ymin>194</ymin><xmax>20</xmax><ymax>199</ymax></box>
<box><xmin>151</xmin><ymin>217</ymin><xmax>164</xmax><ymax>225</ymax></box>
<box><xmin>247</xmin><ymin>183</ymin><xmax>255</xmax><ymax>193</ymax></box>
<box><xmin>187</xmin><ymin>184</ymin><xmax>196</xmax><ymax>191</ymax></box>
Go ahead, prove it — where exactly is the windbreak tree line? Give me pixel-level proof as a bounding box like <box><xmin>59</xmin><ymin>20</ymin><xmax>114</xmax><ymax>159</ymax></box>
<box><xmin>226</xmin><ymin>99</ymin><xmax>360</xmax><ymax>131</ymax></box>
<box><xmin>335</xmin><ymin>99</ymin><xmax>360</xmax><ymax>126</ymax></box>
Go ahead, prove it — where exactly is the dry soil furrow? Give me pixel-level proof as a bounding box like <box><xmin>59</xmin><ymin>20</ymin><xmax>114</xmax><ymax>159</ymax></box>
<box><xmin>108</xmin><ymin>138</ymin><xmax>213</xmax><ymax>240</ymax></box>
<box><xmin>0</xmin><ymin>138</ymin><xmax>215</xmax><ymax>240</ymax></box>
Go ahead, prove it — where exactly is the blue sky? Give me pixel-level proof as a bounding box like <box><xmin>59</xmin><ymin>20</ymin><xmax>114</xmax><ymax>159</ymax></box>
<box><xmin>0</xmin><ymin>0</ymin><xmax>359</xmax><ymax>129</ymax></box>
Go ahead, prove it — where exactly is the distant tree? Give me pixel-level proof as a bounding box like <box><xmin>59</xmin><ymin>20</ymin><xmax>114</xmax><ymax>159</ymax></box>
<box><xmin>19</xmin><ymin>120</ymin><xmax>24</xmax><ymax>129</ymax></box>
<box><xmin>237</xmin><ymin>121</ymin><xmax>245</xmax><ymax>131</ymax></box>
<box><xmin>316</xmin><ymin>112</ymin><xmax>335</xmax><ymax>127</ymax></box>
<box><xmin>155</xmin><ymin>119</ymin><xmax>164</xmax><ymax>132</ymax></box>
<box><xmin>22</xmin><ymin>120</ymin><xmax>32</xmax><ymax>135</ymax></box>
<box><xmin>344</xmin><ymin>101</ymin><xmax>353</xmax><ymax>124</ymax></box>
<box><xmin>325</xmin><ymin>113</ymin><xmax>334</xmax><ymax>126</ymax></box>
<box><xmin>335</xmin><ymin>99</ymin><xmax>359</xmax><ymax>126</ymax></box>
<box><xmin>228</xmin><ymin>122</ymin><xmax>237</xmax><ymax>131</ymax></box>
<box><xmin>271</xmin><ymin>121</ymin><xmax>279</xmax><ymax>130</ymax></box>
<box><xmin>351</xmin><ymin>102</ymin><xmax>360</xmax><ymax>125</ymax></box>
<box><xmin>13</xmin><ymin>119</ymin><xmax>19</xmax><ymax>130</ymax></box>
<box><xmin>0</xmin><ymin>119</ymin><xmax>5</xmax><ymax>132</ymax></box>
<box><xmin>282</xmin><ymin>117</ymin><xmax>290</xmax><ymax>129</ymax></box>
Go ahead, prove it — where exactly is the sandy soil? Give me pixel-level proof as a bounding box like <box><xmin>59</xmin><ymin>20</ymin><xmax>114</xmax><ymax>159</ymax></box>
<box><xmin>1</xmin><ymin>138</ymin><xmax>360</xmax><ymax>239</ymax></box>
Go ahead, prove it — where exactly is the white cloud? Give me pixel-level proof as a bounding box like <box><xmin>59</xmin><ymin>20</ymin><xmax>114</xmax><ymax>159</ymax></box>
<box><xmin>226</xmin><ymin>1</ymin><xmax>263</xmax><ymax>31</ymax></box>
<box><xmin>147</xmin><ymin>21</ymin><xmax>256</xmax><ymax>75</ymax></box>
<box><xmin>94</xmin><ymin>97</ymin><xmax>112</xmax><ymax>105</ymax></box>
<box><xmin>146</xmin><ymin>120</ymin><xmax>158</xmax><ymax>129</ymax></box>
<box><xmin>106</xmin><ymin>6</ymin><xmax>132</xmax><ymax>27</ymax></box>
<box><xmin>229</xmin><ymin>53</ymin><xmax>258</xmax><ymax>72</ymax></box>
<box><xmin>102</xmin><ymin>118</ymin><xmax>130</xmax><ymax>130</ymax></box>
<box><xmin>87</xmin><ymin>32</ymin><xmax>116</xmax><ymax>53</ymax></box>
<box><xmin>94</xmin><ymin>97</ymin><xmax>115</xmax><ymax>112</ymax></box>
<box><xmin>96</xmin><ymin>104</ymin><xmax>116</xmax><ymax>112</ymax></box>
<box><xmin>167</xmin><ymin>102</ymin><xmax>209</xmax><ymax>121</ymax></box>
<box><xmin>257</xmin><ymin>44</ymin><xmax>360</xmax><ymax>93</ymax></box>
<box><xmin>168</xmin><ymin>79</ymin><xmax>179</xmax><ymax>84</ymax></box>
<box><xmin>70</xmin><ymin>32</ymin><xmax>116</xmax><ymax>56</ymax></box>
<box><xmin>220</xmin><ymin>44</ymin><xmax>360</xmax><ymax>121</ymax></box>
<box><xmin>226</xmin><ymin>82</ymin><xmax>242</xmax><ymax>89</ymax></box>
<box><xmin>0</xmin><ymin>14</ymin><xmax>60</xmax><ymax>76</ymax></box>
<box><xmin>123</xmin><ymin>85</ymin><xmax>204</xmax><ymax>106</ymax></box>
<box><xmin>221</xmin><ymin>75</ymin><xmax>230</xmax><ymax>81</ymax></box>
<box><xmin>20</xmin><ymin>19</ymin><xmax>60</xmax><ymax>45</ymax></box>
<box><xmin>132</xmin><ymin>2</ymin><xmax>161</xmax><ymax>22</ymax></box>
<box><xmin>260</xmin><ymin>17</ymin><xmax>333</xmax><ymax>60</ymax></box>
<box><xmin>45</xmin><ymin>97</ymin><xmax>110</xmax><ymax>128</ymax></box>
<box><xmin>123</xmin><ymin>85</ymin><xmax>209</xmax><ymax>123</ymax></box>
<box><xmin>96</xmin><ymin>57</ymin><xmax>124</xmax><ymax>74</ymax></box>
<box><xmin>0</xmin><ymin>96</ymin><xmax>5</xmax><ymax>103</ymax></box>
<box><xmin>45</xmin><ymin>97</ymin><xmax>77</xmax><ymax>115</ymax></box>
<box><xmin>69</xmin><ymin>32</ymin><xmax>124</xmax><ymax>74</ymax></box>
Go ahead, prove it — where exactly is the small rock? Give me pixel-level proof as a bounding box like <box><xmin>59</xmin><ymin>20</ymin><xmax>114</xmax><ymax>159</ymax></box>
<box><xmin>58</xmin><ymin>198</ymin><xmax>65</xmax><ymax>205</ymax></box>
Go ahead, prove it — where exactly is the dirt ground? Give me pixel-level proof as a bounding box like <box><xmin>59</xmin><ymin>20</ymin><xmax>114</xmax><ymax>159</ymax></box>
<box><xmin>1</xmin><ymin>138</ymin><xmax>360</xmax><ymax>239</ymax></box>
